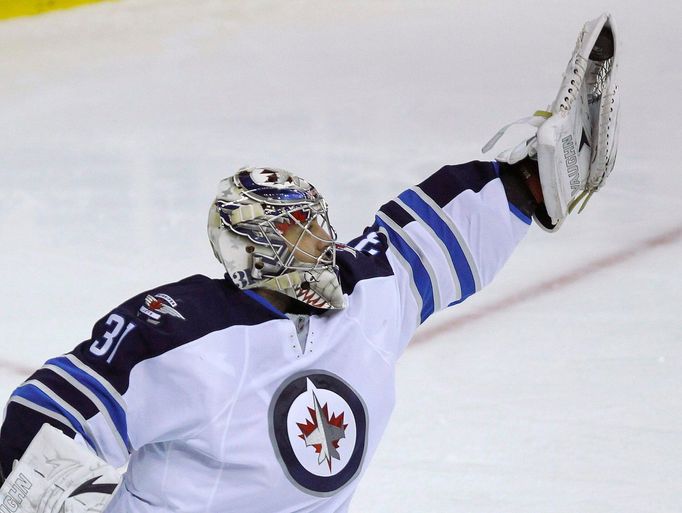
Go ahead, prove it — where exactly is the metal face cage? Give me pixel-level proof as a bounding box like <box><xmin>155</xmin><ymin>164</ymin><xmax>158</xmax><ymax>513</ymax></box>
<box><xmin>216</xmin><ymin>168</ymin><xmax>339</xmax><ymax>281</ymax></box>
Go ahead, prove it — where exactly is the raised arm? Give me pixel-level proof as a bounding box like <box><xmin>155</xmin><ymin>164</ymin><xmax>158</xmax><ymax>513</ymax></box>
<box><xmin>346</xmin><ymin>159</ymin><xmax>540</xmax><ymax>353</ymax></box>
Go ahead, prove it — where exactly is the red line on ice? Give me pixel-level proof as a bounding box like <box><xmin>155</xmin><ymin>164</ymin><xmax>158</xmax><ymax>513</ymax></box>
<box><xmin>411</xmin><ymin>224</ymin><xmax>682</xmax><ymax>345</ymax></box>
<box><xmin>0</xmin><ymin>360</ymin><xmax>34</xmax><ymax>380</ymax></box>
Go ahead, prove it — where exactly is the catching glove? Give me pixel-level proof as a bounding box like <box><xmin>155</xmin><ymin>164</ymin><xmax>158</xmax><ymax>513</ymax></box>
<box><xmin>483</xmin><ymin>12</ymin><xmax>620</xmax><ymax>231</ymax></box>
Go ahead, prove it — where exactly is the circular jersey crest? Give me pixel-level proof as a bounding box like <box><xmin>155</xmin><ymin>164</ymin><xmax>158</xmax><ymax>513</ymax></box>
<box><xmin>269</xmin><ymin>371</ymin><xmax>368</xmax><ymax>496</ymax></box>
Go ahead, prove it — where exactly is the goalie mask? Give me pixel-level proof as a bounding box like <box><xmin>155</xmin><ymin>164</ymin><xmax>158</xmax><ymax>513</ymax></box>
<box><xmin>208</xmin><ymin>167</ymin><xmax>346</xmax><ymax>310</ymax></box>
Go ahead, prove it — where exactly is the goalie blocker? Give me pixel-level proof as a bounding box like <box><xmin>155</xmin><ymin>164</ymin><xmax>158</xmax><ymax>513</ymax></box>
<box><xmin>0</xmin><ymin>425</ymin><xmax>120</xmax><ymax>513</ymax></box>
<box><xmin>483</xmin><ymin>12</ymin><xmax>620</xmax><ymax>231</ymax></box>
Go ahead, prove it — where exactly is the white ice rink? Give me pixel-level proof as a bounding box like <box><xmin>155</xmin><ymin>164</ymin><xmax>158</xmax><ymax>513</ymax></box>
<box><xmin>1</xmin><ymin>1</ymin><xmax>681</xmax><ymax>511</ymax></box>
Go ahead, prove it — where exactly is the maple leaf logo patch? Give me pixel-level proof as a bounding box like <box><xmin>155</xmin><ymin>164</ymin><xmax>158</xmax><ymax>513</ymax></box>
<box><xmin>269</xmin><ymin>371</ymin><xmax>368</xmax><ymax>496</ymax></box>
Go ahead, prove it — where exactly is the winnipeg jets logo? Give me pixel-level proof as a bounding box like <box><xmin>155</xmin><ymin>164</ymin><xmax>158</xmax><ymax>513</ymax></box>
<box><xmin>139</xmin><ymin>293</ymin><xmax>185</xmax><ymax>325</ymax></box>
<box><xmin>296</xmin><ymin>383</ymin><xmax>348</xmax><ymax>472</ymax></box>
<box><xmin>269</xmin><ymin>372</ymin><xmax>368</xmax><ymax>496</ymax></box>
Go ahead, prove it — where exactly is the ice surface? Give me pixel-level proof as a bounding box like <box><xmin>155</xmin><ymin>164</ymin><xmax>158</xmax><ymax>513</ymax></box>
<box><xmin>0</xmin><ymin>1</ymin><xmax>680</xmax><ymax>511</ymax></box>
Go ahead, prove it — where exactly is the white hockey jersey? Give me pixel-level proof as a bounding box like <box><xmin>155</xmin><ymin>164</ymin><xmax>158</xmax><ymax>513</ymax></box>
<box><xmin>1</xmin><ymin>161</ymin><xmax>531</xmax><ymax>512</ymax></box>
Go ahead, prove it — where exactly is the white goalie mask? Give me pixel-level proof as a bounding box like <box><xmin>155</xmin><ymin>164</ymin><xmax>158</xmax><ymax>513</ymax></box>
<box><xmin>208</xmin><ymin>167</ymin><xmax>346</xmax><ymax>310</ymax></box>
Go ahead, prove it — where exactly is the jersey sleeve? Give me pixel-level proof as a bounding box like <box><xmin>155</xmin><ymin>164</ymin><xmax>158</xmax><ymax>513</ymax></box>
<box><xmin>347</xmin><ymin>160</ymin><xmax>531</xmax><ymax>353</ymax></box>
<box><xmin>1</xmin><ymin>311</ymin><xmax>145</xmax><ymax>472</ymax></box>
<box><xmin>0</xmin><ymin>276</ymin><xmax>242</xmax><ymax>475</ymax></box>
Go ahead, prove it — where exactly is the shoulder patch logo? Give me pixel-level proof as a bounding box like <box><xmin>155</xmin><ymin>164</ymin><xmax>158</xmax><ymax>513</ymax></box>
<box><xmin>269</xmin><ymin>371</ymin><xmax>368</xmax><ymax>496</ymax></box>
<box><xmin>138</xmin><ymin>293</ymin><xmax>185</xmax><ymax>325</ymax></box>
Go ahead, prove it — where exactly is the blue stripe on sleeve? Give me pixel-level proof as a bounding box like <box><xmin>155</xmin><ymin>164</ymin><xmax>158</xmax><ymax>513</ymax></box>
<box><xmin>375</xmin><ymin>216</ymin><xmax>434</xmax><ymax>323</ymax></box>
<box><xmin>508</xmin><ymin>202</ymin><xmax>532</xmax><ymax>225</ymax></box>
<box><xmin>46</xmin><ymin>357</ymin><xmax>130</xmax><ymax>449</ymax></box>
<box><xmin>12</xmin><ymin>384</ymin><xmax>97</xmax><ymax>450</ymax></box>
<box><xmin>397</xmin><ymin>189</ymin><xmax>477</xmax><ymax>300</ymax></box>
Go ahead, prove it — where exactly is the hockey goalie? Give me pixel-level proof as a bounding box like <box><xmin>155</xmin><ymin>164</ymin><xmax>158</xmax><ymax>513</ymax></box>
<box><xmin>0</xmin><ymin>13</ymin><xmax>619</xmax><ymax>513</ymax></box>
